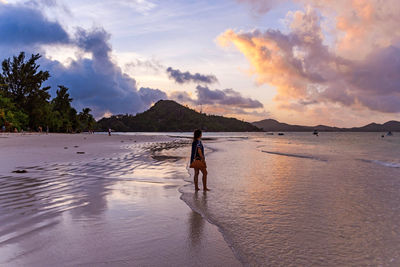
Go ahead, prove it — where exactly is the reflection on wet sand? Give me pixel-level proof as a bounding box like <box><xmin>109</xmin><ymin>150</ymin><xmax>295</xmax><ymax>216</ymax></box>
<box><xmin>188</xmin><ymin>191</ymin><xmax>210</xmax><ymax>249</ymax></box>
<box><xmin>0</xmin><ymin>149</ymin><xmax>149</xmax><ymax>245</ymax></box>
<box><xmin>0</xmin><ymin>140</ymin><xmax>240</xmax><ymax>266</ymax></box>
<box><xmin>0</xmin><ymin>142</ymin><xmax>185</xmax><ymax>245</ymax></box>
<box><xmin>189</xmin><ymin>211</ymin><xmax>204</xmax><ymax>248</ymax></box>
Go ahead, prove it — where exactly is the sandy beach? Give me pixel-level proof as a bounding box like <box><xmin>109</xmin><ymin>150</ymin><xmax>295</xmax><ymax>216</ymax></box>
<box><xmin>0</xmin><ymin>133</ymin><xmax>240</xmax><ymax>266</ymax></box>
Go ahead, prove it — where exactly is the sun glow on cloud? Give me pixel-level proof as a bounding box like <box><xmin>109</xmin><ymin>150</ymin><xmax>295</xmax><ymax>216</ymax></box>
<box><xmin>219</xmin><ymin>0</ymin><xmax>400</xmax><ymax>123</ymax></box>
<box><xmin>42</xmin><ymin>45</ymin><xmax>92</xmax><ymax>67</ymax></box>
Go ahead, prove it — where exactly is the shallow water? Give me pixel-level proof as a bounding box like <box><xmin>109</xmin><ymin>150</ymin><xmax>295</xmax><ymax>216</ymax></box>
<box><xmin>179</xmin><ymin>132</ymin><xmax>400</xmax><ymax>266</ymax></box>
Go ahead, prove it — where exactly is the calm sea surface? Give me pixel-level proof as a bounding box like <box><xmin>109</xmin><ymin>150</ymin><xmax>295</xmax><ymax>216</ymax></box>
<box><xmin>175</xmin><ymin>132</ymin><xmax>400</xmax><ymax>266</ymax></box>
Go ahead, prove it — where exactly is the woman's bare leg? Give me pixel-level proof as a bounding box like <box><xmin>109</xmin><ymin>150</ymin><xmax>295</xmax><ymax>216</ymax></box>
<box><xmin>194</xmin><ymin>168</ymin><xmax>200</xmax><ymax>190</ymax></box>
<box><xmin>200</xmin><ymin>168</ymin><xmax>209</xmax><ymax>191</ymax></box>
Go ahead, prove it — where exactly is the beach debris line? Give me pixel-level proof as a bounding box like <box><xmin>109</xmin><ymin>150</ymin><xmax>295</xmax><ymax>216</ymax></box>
<box><xmin>12</xmin><ymin>169</ymin><xmax>27</xmax><ymax>173</ymax></box>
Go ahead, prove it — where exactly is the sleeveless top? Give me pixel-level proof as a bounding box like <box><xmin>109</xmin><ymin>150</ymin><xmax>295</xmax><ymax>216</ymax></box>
<box><xmin>190</xmin><ymin>140</ymin><xmax>204</xmax><ymax>163</ymax></box>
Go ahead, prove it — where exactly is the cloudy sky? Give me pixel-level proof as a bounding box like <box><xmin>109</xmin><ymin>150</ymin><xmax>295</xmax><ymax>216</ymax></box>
<box><xmin>1</xmin><ymin>0</ymin><xmax>399</xmax><ymax>127</ymax></box>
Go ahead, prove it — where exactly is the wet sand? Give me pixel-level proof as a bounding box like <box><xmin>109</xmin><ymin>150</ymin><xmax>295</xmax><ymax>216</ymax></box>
<box><xmin>0</xmin><ymin>133</ymin><xmax>239</xmax><ymax>266</ymax></box>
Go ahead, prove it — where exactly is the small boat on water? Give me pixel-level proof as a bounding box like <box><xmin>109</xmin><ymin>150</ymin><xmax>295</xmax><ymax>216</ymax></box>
<box><xmin>313</xmin><ymin>130</ymin><xmax>319</xmax><ymax>136</ymax></box>
<box><xmin>266</xmin><ymin>132</ymin><xmax>274</xmax><ymax>135</ymax></box>
<box><xmin>278</xmin><ymin>133</ymin><xmax>284</xmax><ymax>136</ymax></box>
<box><xmin>387</xmin><ymin>131</ymin><xmax>393</xmax><ymax>136</ymax></box>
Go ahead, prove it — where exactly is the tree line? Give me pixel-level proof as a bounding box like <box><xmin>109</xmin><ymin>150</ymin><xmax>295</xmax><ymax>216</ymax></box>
<box><xmin>0</xmin><ymin>52</ymin><xmax>96</xmax><ymax>133</ymax></box>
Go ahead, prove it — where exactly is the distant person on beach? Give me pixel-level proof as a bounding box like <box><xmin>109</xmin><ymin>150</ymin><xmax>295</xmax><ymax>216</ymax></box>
<box><xmin>108</xmin><ymin>128</ymin><xmax>111</xmax><ymax>136</ymax></box>
<box><xmin>190</xmin><ymin>129</ymin><xmax>210</xmax><ymax>191</ymax></box>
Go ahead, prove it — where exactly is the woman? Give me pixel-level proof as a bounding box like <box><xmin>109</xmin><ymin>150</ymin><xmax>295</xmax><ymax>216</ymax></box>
<box><xmin>190</xmin><ymin>129</ymin><xmax>210</xmax><ymax>191</ymax></box>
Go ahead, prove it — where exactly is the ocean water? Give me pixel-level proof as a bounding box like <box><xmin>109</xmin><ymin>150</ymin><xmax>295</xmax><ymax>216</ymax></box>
<box><xmin>176</xmin><ymin>132</ymin><xmax>400</xmax><ymax>266</ymax></box>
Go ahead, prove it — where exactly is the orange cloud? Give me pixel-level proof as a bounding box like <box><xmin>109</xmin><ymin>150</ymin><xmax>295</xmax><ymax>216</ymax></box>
<box><xmin>237</xmin><ymin>0</ymin><xmax>400</xmax><ymax>59</ymax></box>
<box><xmin>220</xmin><ymin>1</ymin><xmax>400</xmax><ymax>116</ymax></box>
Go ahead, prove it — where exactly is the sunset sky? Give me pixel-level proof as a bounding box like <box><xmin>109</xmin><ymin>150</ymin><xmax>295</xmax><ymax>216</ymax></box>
<box><xmin>1</xmin><ymin>0</ymin><xmax>399</xmax><ymax>127</ymax></box>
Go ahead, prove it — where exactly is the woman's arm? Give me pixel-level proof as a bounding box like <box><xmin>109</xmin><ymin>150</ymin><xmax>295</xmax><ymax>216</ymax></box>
<box><xmin>197</xmin><ymin>147</ymin><xmax>204</xmax><ymax>160</ymax></box>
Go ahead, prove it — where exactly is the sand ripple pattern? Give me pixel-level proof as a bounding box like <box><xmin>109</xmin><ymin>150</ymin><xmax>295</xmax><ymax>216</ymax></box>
<box><xmin>0</xmin><ymin>141</ymin><xmax>187</xmax><ymax>246</ymax></box>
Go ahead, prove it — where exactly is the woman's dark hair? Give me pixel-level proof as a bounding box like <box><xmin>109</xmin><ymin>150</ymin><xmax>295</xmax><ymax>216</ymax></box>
<box><xmin>193</xmin><ymin>129</ymin><xmax>202</xmax><ymax>141</ymax></box>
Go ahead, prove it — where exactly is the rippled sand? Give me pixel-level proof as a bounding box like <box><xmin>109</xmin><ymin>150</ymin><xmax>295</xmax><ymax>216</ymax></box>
<box><xmin>0</xmin><ymin>133</ymin><xmax>239</xmax><ymax>266</ymax></box>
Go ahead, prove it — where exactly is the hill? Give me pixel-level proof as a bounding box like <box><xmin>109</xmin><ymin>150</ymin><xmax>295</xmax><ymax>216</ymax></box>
<box><xmin>97</xmin><ymin>100</ymin><xmax>261</xmax><ymax>132</ymax></box>
<box><xmin>349</xmin><ymin>121</ymin><xmax>400</xmax><ymax>132</ymax></box>
<box><xmin>252</xmin><ymin>119</ymin><xmax>400</xmax><ymax>132</ymax></box>
<box><xmin>252</xmin><ymin>119</ymin><xmax>311</xmax><ymax>132</ymax></box>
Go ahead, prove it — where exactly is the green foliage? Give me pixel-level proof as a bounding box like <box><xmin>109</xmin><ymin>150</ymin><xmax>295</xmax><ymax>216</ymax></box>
<box><xmin>98</xmin><ymin>100</ymin><xmax>261</xmax><ymax>132</ymax></box>
<box><xmin>0</xmin><ymin>52</ymin><xmax>51</xmax><ymax>129</ymax></box>
<box><xmin>0</xmin><ymin>93</ymin><xmax>28</xmax><ymax>131</ymax></box>
<box><xmin>51</xmin><ymin>85</ymin><xmax>77</xmax><ymax>132</ymax></box>
<box><xmin>77</xmin><ymin>108</ymin><xmax>96</xmax><ymax>132</ymax></box>
<box><xmin>0</xmin><ymin>52</ymin><xmax>96</xmax><ymax>133</ymax></box>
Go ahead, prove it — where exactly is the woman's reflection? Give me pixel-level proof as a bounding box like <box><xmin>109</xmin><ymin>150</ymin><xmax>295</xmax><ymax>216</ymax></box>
<box><xmin>188</xmin><ymin>191</ymin><xmax>209</xmax><ymax>248</ymax></box>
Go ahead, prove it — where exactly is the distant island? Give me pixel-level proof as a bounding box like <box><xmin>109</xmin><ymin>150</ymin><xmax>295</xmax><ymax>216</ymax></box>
<box><xmin>98</xmin><ymin>100</ymin><xmax>260</xmax><ymax>132</ymax></box>
<box><xmin>99</xmin><ymin>100</ymin><xmax>400</xmax><ymax>132</ymax></box>
<box><xmin>253</xmin><ymin>119</ymin><xmax>400</xmax><ymax>132</ymax></box>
